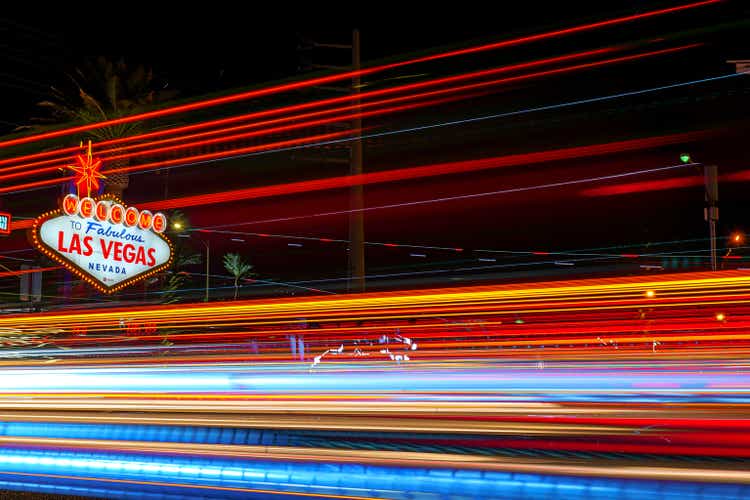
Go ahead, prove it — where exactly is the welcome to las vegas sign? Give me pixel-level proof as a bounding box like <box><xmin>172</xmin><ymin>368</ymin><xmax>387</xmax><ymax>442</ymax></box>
<box><xmin>31</xmin><ymin>194</ymin><xmax>173</xmax><ymax>294</ymax></box>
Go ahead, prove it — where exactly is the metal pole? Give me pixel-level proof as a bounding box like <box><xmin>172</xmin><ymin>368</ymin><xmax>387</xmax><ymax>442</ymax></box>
<box><xmin>348</xmin><ymin>28</ymin><xmax>365</xmax><ymax>292</ymax></box>
<box><xmin>205</xmin><ymin>241</ymin><xmax>210</xmax><ymax>302</ymax></box>
<box><xmin>704</xmin><ymin>165</ymin><xmax>719</xmax><ymax>271</ymax></box>
<box><xmin>709</xmin><ymin>216</ymin><xmax>717</xmax><ymax>271</ymax></box>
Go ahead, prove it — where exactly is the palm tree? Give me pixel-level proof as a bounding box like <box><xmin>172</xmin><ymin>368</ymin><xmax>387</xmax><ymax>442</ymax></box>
<box><xmin>223</xmin><ymin>253</ymin><xmax>254</xmax><ymax>300</ymax></box>
<box><xmin>28</xmin><ymin>57</ymin><xmax>177</xmax><ymax>199</ymax></box>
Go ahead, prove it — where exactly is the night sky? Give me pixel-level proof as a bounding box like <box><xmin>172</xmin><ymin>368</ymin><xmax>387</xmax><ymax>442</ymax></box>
<box><xmin>2</xmin><ymin>1</ymin><xmax>726</xmax><ymax>135</ymax></box>
<box><xmin>1</xmin><ymin>1</ymin><xmax>749</xmax><ymax>298</ymax></box>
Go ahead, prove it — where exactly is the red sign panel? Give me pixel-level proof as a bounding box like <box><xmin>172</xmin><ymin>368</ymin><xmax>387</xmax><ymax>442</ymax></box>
<box><xmin>0</xmin><ymin>212</ymin><xmax>10</xmax><ymax>235</ymax></box>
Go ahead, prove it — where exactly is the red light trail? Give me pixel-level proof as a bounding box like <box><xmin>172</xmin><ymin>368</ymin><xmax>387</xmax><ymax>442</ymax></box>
<box><xmin>581</xmin><ymin>175</ymin><xmax>705</xmax><ymax>196</ymax></box>
<box><xmin>1</xmin><ymin>130</ymin><xmax>712</xmax><ymax>234</ymax></box>
<box><xmin>137</xmin><ymin>131</ymin><xmax>709</xmax><ymax>212</ymax></box>
<box><xmin>0</xmin><ymin>46</ymin><xmax>620</xmax><ymax>178</ymax></box>
<box><xmin>0</xmin><ymin>266</ymin><xmax>60</xmax><ymax>278</ymax></box>
<box><xmin>0</xmin><ymin>130</ymin><xmax>357</xmax><ymax>196</ymax></box>
<box><xmin>0</xmin><ymin>5</ymin><xmax>746</xmax><ymax>492</ymax></box>
<box><xmin>0</xmin><ymin>0</ymin><xmax>720</xmax><ymax>151</ymax></box>
<box><xmin>0</xmin><ymin>44</ymin><xmax>705</xmax><ymax>197</ymax></box>
<box><xmin>2</xmin><ymin>270</ymin><xmax>750</xmax><ymax>481</ymax></box>
<box><xmin>582</xmin><ymin>167</ymin><xmax>750</xmax><ymax>197</ymax></box>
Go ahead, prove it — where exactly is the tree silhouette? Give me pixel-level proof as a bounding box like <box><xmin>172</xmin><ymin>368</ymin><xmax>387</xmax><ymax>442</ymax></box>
<box><xmin>223</xmin><ymin>253</ymin><xmax>254</xmax><ymax>300</ymax></box>
<box><xmin>26</xmin><ymin>56</ymin><xmax>177</xmax><ymax>198</ymax></box>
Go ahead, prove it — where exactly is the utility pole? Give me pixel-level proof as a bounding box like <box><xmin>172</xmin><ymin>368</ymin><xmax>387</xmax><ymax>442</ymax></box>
<box><xmin>5</xmin><ymin>264</ymin><xmax>40</xmax><ymax>305</ymax></box>
<box><xmin>204</xmin><ymin>240</ymin><xmax>210</xmax><ymax>302</ymax></box>
<box><xmin>297</xmin><ymin>30</ymin><xmax>365</xmax><ymax>292</ymax></box>
<box><xmin>704</xmin><ymin>165</ymin><xmax>719</xmax><ymax>271</ymax></box>
<box><xmin>348</xmin><ymin>29</ymin><xmax>365</xmax><ymax>293</ymax></box>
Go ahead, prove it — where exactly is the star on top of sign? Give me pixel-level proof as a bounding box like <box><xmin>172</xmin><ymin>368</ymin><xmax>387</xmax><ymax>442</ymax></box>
<box><xmin>66</xmin><ymin>140</ymin><xmax>106</xmax><ymax>198</ymax></box>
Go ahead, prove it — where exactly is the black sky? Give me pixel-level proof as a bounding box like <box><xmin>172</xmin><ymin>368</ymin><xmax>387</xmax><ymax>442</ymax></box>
<box><xmin>2</xmin><ymin>1</ymin><xmax>720</xmax><ymax>134</ymax></box>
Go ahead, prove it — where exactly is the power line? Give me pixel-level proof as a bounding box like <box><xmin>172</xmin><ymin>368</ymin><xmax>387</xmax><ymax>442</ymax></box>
<box><xmin>197</xmin><ymin>162</ymin><xmax>699</xmax><ymax>229</ymax></box>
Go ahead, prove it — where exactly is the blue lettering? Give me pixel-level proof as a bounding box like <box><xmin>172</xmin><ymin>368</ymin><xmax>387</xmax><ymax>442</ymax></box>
<box><xmin>83</xmin><ymin>221</ymin><xmax>145</xmax><ymax>243</ymax></box>
<box><xmin>87</xmin><ymin>261</ymin><xmax>128</xmax><ymax>276</ymax></box>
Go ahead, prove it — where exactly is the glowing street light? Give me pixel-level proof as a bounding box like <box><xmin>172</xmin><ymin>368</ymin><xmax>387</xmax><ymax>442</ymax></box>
<box><xmin>645</xmin><ymin>290</ymin><xmax>655</xmax><ymax>298</ymax></box>
<box><xmin>716</xmin><ymin>312</ymin><xmax>726</xmax><ymax>322</ymax></box>
<box><xmin>724</xmin><ymin>231</ymin><xmax>745</xmax><ymax>263</ymax></box>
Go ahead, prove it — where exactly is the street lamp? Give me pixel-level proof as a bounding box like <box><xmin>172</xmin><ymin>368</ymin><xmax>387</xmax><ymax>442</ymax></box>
<box><xmin>723</xmin><ymin>231</ymin><xmax>745</xmax><ymax>266</ymax></box>
<box><xmin>730</xmin><ymin>232</ymin><xmax>744</xmax><ymax>246</ymax></box>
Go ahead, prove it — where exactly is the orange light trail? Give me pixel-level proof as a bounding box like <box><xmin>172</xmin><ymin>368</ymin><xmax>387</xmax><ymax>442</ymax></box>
<box><xmin>1</xmin><ymin>270</ymin><xmax>748</xmax><ymax>363</ymax></box>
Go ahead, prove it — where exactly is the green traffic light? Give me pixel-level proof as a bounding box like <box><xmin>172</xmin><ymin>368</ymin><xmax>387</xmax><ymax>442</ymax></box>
<box><xmin>679</xmin><ymin>153</ymin><xmax>691</xmax><ymax>163</ymax></box>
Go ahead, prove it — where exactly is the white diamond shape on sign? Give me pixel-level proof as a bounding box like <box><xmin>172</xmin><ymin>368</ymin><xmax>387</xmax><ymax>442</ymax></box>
<box><xmin>33</xmin><ymin>201</ymin><xmax>172</xmax><ymax>293</ymax></box>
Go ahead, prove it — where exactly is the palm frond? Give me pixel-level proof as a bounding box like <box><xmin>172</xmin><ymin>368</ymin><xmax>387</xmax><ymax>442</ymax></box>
<box><xmin>106</xmin><ymin>74</ymin><xmax>119</xmax><ymax>112</ymax></box>
<box><xmin>28</xmin><ymin>56</ymin><xmax>176</xmax><ymax>141</ymax></box>
<box><xmin>178</xmin><ymin>252</ymin><xmax>202</xmax><ymax>267</ymax></box>
<box><xmin>78</xmin><ymin>87</ymin><xmax>108</xmax><ymax>121</ymax></box>
<box><xmin>223</xmin><ymin>253</ymin><xmax>254</xmax><ymax>279</ymax></box>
